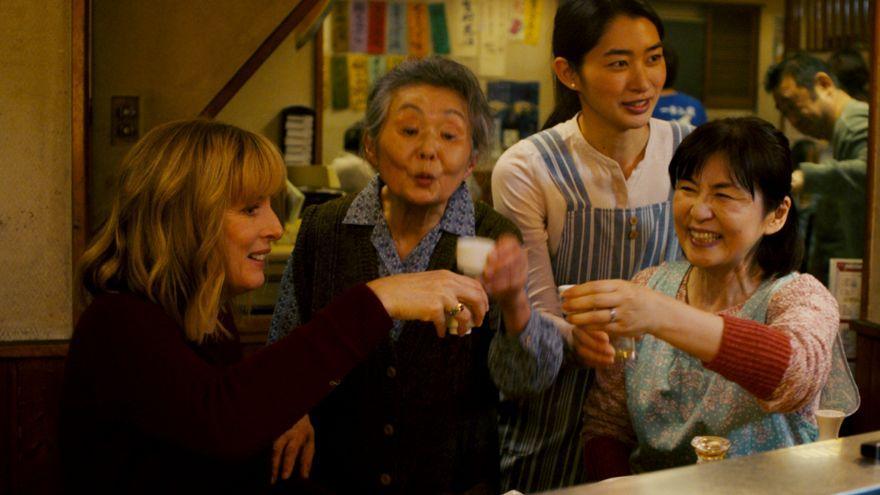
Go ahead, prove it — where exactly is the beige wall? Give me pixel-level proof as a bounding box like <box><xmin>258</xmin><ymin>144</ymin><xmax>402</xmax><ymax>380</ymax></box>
<box><xmin>0</xmin><ymin>0</ymin><xmax>73</xmax><ymax>340</ymax></box>
<box><xmin>90</xmin><ymin>0</ymin><xmax>309</xmax><ymax>228</ymax></box>
<box><xmin>217</xmin><ymin>33</ymin><xmax>313</xmax><ymax>143</ymax></box>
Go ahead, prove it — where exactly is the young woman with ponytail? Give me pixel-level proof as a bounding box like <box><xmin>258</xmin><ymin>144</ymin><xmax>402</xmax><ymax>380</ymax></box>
<box><xmin>490</xmin><ymin>0</ymin><xmax>692</xmax><ymax>491</ymax></box>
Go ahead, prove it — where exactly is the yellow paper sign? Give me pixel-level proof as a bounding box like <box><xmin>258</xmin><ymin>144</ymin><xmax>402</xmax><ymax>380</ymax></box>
<box><xmin>523</xmin><ymin>0</ymin><xmax>542</xmax><ymax>46</ymax></box>
<box><xmin>347</xmin><ymin>54</ymin><xmax>370</xmax><ymax>111</ymax></box>
<box><xmin>407</xmin><ymin>3</ymin><xmax>431</xmax><ymax>58</ymax></box>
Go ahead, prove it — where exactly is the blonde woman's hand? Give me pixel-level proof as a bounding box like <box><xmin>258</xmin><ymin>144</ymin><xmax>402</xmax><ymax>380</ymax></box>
<box><xmin>366</xmin><ymin>270</ymin><xmax>489</xmax><ymax>337</ymax></box>
<box><xmin>270</xmin><ymin>415</ymin><xmax>314</xmax><ymax>484</ymax></box>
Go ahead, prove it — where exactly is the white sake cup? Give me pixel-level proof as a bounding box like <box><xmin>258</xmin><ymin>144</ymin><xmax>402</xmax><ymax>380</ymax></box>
<box><xmin>456</xmin><ymin>236</ymin><xmax>496</xmax><ymax>277</ymax></box>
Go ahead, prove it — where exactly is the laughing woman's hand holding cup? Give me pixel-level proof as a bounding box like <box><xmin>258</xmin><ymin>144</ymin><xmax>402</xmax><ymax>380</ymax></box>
<box><xmin>562</xmin><ymin>280</ymin><xmax>677</xmax><ymax>362</ymax></box>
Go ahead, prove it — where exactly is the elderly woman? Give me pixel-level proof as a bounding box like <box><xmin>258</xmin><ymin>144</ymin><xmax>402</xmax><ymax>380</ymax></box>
<box><xmin>563</xmin><ymin>117</ymin><xmax>857</xmax><ymax>478</ymax></box>
<box><xmin>268</xmin><ymin>57</ymin><xmax>562</xmax><ymax>494</ymax></box>
<box><xmin>61</xmin><ymin>119</ymin><xmax>492</xmax><ymax>493</ymax></box>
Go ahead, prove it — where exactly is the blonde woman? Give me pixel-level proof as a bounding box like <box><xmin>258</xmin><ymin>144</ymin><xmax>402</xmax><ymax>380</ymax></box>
<box><xmin>60</xmin><ymin>119</ymin><xmax>489</xmax><ymax>493</ymax></box>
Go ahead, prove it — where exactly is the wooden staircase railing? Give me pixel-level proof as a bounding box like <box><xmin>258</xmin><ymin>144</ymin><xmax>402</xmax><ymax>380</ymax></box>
<box><xmin>200</xmin><ymin>0</ymin><xmax>324</xmax><ymax>118</ymax></box>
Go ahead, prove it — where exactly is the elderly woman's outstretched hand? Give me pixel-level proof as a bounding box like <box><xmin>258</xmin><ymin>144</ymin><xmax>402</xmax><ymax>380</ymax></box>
<box><xmin>481</xmin><ymin>234</ymin><xmax>533</xmax><ymax>335</ymax></box>
<box><xmin>482</xmin><ymin>235</ymin><xmax>528</xmax><ymax>304</ymax></box>
<box><xmin>366</xmin><ymin>271</ymin><xmax>489</xmax><ymax>337</ymax></box>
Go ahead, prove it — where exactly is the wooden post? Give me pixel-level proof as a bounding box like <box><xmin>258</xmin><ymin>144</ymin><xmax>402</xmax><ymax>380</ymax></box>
<box><xmin>71</xmin><ymin>0</ymin><xmax>89</xmax><ymax>320</ymax></box>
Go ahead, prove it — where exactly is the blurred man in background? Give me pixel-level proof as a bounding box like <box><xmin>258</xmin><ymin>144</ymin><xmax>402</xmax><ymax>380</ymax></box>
<box><xmin>765</xmin><ymin>52</ymin><xmax>867</xmax><ymax>285</ymax></box>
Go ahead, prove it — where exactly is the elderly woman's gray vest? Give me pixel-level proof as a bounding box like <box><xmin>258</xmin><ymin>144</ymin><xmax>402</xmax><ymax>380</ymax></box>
<box><xmin>292</xmin><ymin>195</ymin><xmax>520</xmax><ymax>494</ymax></box>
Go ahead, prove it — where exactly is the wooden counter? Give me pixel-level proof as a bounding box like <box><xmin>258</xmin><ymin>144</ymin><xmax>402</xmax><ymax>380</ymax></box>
<box><xmin>543</xmin><ymin>432</ymin><xmax>880</xmax><ymax>495</ymax></box>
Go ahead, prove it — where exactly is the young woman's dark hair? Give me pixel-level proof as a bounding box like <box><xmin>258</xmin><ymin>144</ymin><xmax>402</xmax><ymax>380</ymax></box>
<box><xmin>662</xmin><ymin>45</ymin><xmax>679</xmax><ymax>90</ymax></box>
<box><xmin>668</xmin><ymin>117</ymin><xmax>803</xmax><ymax>278</ymax></box>
<box><xmin>543</xmin><ymin>0</ymin><xmax>665</xmax><ymax>129</ymax></box>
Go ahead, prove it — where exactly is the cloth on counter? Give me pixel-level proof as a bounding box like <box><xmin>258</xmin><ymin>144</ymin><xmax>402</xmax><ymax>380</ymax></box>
<box><xmin>653</xmin><ymin>91</ymin><xmax>708</xmax><ymax>126</ymax></box>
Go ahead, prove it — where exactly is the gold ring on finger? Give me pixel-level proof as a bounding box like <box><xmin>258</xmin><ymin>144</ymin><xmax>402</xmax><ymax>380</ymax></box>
<box><xmin>447</xmin><ymin>302</ymin><xmax>464</xmax><ymax>317</ymax></box>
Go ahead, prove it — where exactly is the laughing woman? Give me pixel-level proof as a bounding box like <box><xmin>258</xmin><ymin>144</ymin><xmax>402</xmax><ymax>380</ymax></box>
<box><xmin>567</xmin><ymin>117</ymin><xmax>856</xmax><ymax>477</ymax></box>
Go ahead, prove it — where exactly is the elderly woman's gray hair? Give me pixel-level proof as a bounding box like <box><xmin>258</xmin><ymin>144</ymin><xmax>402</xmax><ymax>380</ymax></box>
<box><xmin>363</xmin><ymin>56</ymin><xmax>493</xmax><ymax>161</ymax></box>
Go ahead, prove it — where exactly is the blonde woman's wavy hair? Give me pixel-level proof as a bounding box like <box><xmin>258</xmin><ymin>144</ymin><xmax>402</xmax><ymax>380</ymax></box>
<box><xmin>78</xmin><ymin>119</ymin><xmax>285</xmax><ymax>343</ymax></box>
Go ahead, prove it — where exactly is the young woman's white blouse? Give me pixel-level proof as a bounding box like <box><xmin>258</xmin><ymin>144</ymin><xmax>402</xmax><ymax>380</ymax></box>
<box><xmin>491</xmin><ymin>116</ymin><xmax>678</xmax><ymax>341</ymax></box>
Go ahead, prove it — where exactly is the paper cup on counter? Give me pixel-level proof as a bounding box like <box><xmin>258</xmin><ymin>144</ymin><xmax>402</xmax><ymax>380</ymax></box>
<box><xmin>816</xmin><ymin>409</ymin><xmax>846</xmax><ymax>440</ymax></box>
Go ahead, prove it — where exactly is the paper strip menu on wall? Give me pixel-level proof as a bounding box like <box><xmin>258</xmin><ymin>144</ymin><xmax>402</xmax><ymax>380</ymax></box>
<box><xmin>386</xmin><ymin>1</ymin><xmax>407</xmax><ymax>54</ymax></box>
<box><xmin>281</xmin><ymin>106</ymin><xmax>315</xmax><ymax>166</ymax></box>
<box><xmin>349</xmin><ymin>0</ymin><xmax>369</xmax><ymax>53</ymax></box>
<box><xmin>367</xmin><ymin>1</ymin><xmax>387</xmax><ymax>53</ymax></box>
<box><xmin>322</xmin><ymin>0</ymin><xmax>544</xmax><ymax>110</ymax></box>
<box><xmin>407</xmin><ymin>3</ymin><xmax>430</xmax><ymax>57</ymax></box>
<box><xmin>428</xmin><ymin>3</ymin><xmax>450</xmax><ymax>54</ymax></box>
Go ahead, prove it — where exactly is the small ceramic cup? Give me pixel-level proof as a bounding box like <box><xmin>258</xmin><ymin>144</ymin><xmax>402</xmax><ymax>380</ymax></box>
<box><xmin>456</xmin><ymin>236</ymin><xmax>496</xmax><ymax>277</ymax></box>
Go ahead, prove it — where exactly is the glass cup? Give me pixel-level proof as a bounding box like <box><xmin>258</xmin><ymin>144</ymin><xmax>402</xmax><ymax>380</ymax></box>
<box><xmin>558</xmin><ymin>285</ymin><xmax>635</xmax><ymax>361</ymax></box>
<box><xmin>612</xmin><ymin>336</ymin><xmax>636</xmax><ymax>361</ymax></box>
<box><xmin>815</xmin><ymin>409</ymin><xmax>846</xmax><ymax>440</ymax></box>
<box><xmin>691</xmin><ymin>436</ymin><xmax>731</xmax><ymax>463</ymax></box>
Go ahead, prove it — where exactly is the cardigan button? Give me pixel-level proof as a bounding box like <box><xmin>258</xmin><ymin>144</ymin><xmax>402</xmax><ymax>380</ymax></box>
<box><xmin>379</xmin><ymin>473</ymin><xmax>392</xmax><ymax>486</ymax></box>
<box><xmin>386</xmin><ymin>366</ymin><xmax>397</xmax><ymax>378</ymax></box>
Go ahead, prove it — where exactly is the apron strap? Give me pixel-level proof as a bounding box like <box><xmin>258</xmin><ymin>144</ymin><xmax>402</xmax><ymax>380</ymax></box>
<box><xmin>528</xmin><ymin>128</ymin><xmax>592</xmax><ymax>209</ymax></box>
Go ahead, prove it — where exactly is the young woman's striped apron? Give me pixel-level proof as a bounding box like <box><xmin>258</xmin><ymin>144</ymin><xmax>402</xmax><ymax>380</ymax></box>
<box><xmin>499</xmin><ymin>121</ymin><xmax>690</xmax><ymax>492</ymax></box>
